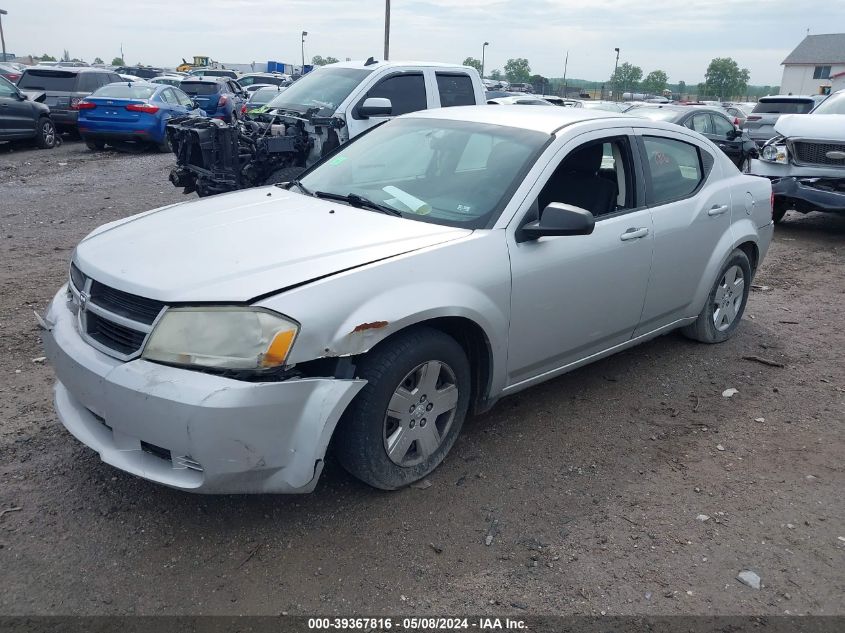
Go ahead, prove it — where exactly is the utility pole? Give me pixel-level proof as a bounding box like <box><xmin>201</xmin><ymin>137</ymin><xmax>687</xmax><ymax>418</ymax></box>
<box><xmin>384</xmin><ymin>0</ymin><xmax>391</xmax><ymax>60</ymax></box>
<box><xmin>612</xmin><ymin>47</ymin><xmax>620</xmax><ymax>101</ymax></box>
<box><xmin>481</xmin><ymin>41</ymin><xmax>489</xmax><ymax>79</ymax></box>
<box><xmin>0</xmin><ymin>9</ymin><xmax>8</xmax><ymax>63</ymax></box>
<box><xmin>301</xmin><ymin>31</ymin><xmax>308</xmax><ymax>70</ymax></box>
<box><xmin>562</xmin><ymin>50</ymin><xmax>569</xmax><ymax>97</ymax></box>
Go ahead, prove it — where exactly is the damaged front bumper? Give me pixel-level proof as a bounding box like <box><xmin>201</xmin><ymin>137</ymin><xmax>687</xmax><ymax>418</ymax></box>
<box><xmin>42</xmin><ymin>287</ymin><xmax>366</xmax><ymax>494</ymax></box>
<box><xmin>771</xmin><ymin>176</ymin><xmax>845</xmax><ymax>213</ymax></box>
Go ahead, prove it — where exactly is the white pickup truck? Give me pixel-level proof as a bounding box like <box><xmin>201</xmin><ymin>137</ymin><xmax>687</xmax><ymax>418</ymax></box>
<box><xmin>748</xmin><ymin>89</ymin><xmax>845</xmax><ymax>222</ymax></box>
<box><xmin>167</xmin><ymin>59</ymin><xmax>487</xmax><ymax>196</ymax></box>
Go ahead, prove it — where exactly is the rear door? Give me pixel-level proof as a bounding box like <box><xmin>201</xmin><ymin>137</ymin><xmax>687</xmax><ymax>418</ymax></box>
<box><xmin>708</xmin><ymin>112</ymin><xmax>744</xmax><ymax>165</ymax></box>
<box><xmin>434</xmin><ymin>72</ymin><xmax>477</xmax><ymax>108</ymax></box>
<box><xmin>633</xmin><ymin>129</ymin><xmax>732</xmax><ymax>334</ymax></box>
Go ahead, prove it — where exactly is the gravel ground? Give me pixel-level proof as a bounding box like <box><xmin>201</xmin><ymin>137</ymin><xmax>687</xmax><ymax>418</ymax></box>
<box><xmin>0</xmin><ymin>139</ymin><xmax>843</xmax><ymax>616</ymax></box>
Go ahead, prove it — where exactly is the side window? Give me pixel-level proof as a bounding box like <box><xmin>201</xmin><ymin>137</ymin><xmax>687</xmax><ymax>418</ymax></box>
<box><xmin>110</xmin><ymin>74</ymin><xmax>122</xmax><ymax>84</ymax></box>
<box><xmin>436</xmin><ymin>73</ymin><xmax>475</xmax><ymax>107</ymax></box>
<box><xmin>77</xmin><ymin>73</ymin><xmax>96</xmax><ymax>92</ymax></box>
<box><xmin>537</xmin><ymin>137</ymin><xmax>635</xmax><ymax>218</ymax></box>
<box><xmin>688</xmin><ymin>113</ymin><xmax>713</xmax><ymax>135</ymax></box>
<box><xmin>0</xmin><ymin>79</ymin><xmax>16</xmax><ymax>98</ymax></box>
<box><xmin>173</xmin><ymin>89</ymin><xmax>193</xmax><ymax>107</ymax></box>
<box><xmin>710</xmin><ymin>114</ymin><xmax>735</xmax><ymax>138</ymax></box>
<box><xmin>160</xmin><ymin>89</ymin><xmax>177</xmax><ymax>105</ymax></box>
<box><xmin>642</xmin><ymin>136</ymin><xmax>704</xmax><ymax>206</ymax></box>
<box><xmin>364</xmin><ymin>73</ymin><xmax>427</xmax><ymax>116</ymax></box>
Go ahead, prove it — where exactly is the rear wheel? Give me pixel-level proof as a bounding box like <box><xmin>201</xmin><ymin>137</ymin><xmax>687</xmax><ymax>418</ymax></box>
<box><xmin>155</xmin><ymin>134</ymin><xmax>172</xmax><ymax>153</ymax></box>
<box><xmin>739</xmin><ymin>157</ymin><xmax>751</xmax><ymax>173</ymax></box>
<box><xmin>35</xmin><ymin>118</ymin><xmax>56</xmax><ymax>149</ymax></box>
<box><xmin>85</xmin><ymin>139</ymin><xmax>106</xmax><ymax>151</ymax></box>
<box><xmin>334</xmin><ymin>327</ymin><xmax>471</xmax><ymax>490</ymax></box>
<box><xmin>682</xmin><ymin>249</ymin><xmax>752</xmax><ymax>344</ymax></box>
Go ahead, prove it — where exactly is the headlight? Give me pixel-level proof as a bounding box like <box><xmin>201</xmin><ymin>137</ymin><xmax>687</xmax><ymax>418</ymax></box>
<box><xmin>761</xmin><ymin>141</ymin><xmax>788</xmax><ymax>164</ymax></box>
<box><xmin>142</xmin><ymin>307</ymin><xmax>298</xmax><ymax>370</ymax></box>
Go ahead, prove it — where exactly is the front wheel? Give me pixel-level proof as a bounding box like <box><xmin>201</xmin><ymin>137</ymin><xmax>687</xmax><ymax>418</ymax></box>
<box><xmin>334</xmin><ymin>327</ymin><xmax>471</xmax><ymax>490</ymax></box>
<box><xmin>682</xmin><ymin>249</ymin><xmax>752</xmax><ymax>344</ymax></box>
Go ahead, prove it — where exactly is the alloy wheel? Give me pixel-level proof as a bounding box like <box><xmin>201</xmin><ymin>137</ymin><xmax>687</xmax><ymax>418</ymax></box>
<box><xmin>712</xmin><ymin>264</ymin><xmax>745</xmax><ymax>331</ymax></box>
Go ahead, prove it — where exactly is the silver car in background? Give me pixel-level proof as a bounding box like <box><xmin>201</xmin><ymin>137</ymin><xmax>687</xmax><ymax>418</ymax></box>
<box><xmin>744</xmin><ymin>95</ymin><xmax>824</xmax><ymax>146</ymax></box>
<box><xmin>42</xmin><ymin>106</ymin><xmax>774</xmax><ymax>494</ymax></box>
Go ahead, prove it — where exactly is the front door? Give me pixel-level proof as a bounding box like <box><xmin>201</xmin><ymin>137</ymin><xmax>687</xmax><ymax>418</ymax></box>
<box><xmin>0</xmin><ymin>82</ymin><xmax>36</xmax><ymax>138</ymax></box>
<box><xmin>506</xmin><ymin>131</ymin><xmax>654</xmax><ymax>387</ymax></box>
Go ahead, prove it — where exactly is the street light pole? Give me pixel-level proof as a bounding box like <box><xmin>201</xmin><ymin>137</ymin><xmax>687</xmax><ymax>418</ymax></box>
<box><xmin>301</xmin><ymin>30</ymin><xmax>308</xmax><ymax>71</ymax></box>
<box><xmin>384</xmin><ymin>0</ymin><xmax>391</xmax><ymax>60</ymax></box>
<box><xmin>613</xmin><ymin>47</ymin><xmax>620</xmax><ymax>102</ymax></box>
<box><xmin>0</xmin><ymin>9</ymin><xmax>8</xmax><ymax>63</ymax></box>
<box><xmin>562</xmin><ymin>50</ymin><xmax>569</xmax><ymax>97</ymax></box>
<box><xmin>481</xmin><ymin>41</ymin><xmax>489</xmax><ymax>79</ymax></box>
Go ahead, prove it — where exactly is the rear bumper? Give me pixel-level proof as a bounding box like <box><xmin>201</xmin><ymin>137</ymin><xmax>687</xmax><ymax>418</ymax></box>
<box><xmin>80</xmin><ymin>129</ymin><xmax>161</xmax><ymax>143</ymax></box>
<box><xmin>49</xmin><ymin>109</ymin><xmax>79</xmax><ymax>127</ymax></box>
<box><xmin>42</xmin><ymin>287</ymin><xmax>367</xmax><ymax>494</ymax></box>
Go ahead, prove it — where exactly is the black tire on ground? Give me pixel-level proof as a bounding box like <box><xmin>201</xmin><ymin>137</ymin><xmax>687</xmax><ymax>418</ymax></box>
<box><xmin>155</xmin><ymin>134</ymin><xmax>172</xmax><ymax>153</ymax></box>
<box><xmin>35</xmin><ymin>118</ymin><xmax>57</xmax><ymax>149</ymax></box>
<box><xmin>334</xmin><ymin>326</ymin><xmax>472</xmax><ymax>490</ymax></box>
<box><xmin>682</xmin><ymin>249</ymin><xmax>752</xmax><ymax>344</ymax></box>
<box><xmin>772</xmin><ymin>200</ymin><xmax>788</xmax><ymax>224</ymax></box>
<box><xmin>264</xmin><ymin>166</ymin><xmax>304</xmax><ymax>185</ymax></box>
<box><xmin>85</xmin><ymin>139</ymin><xmax>106</xmax><ymax>151</ymax></box>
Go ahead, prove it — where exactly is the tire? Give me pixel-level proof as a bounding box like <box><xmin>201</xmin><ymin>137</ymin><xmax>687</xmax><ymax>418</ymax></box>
<box><xmin>85</xmin><ymin>139</ymin><xmax>106</xmax><ymax>151</ymax></box>
<box><xmin>739</xmin><ymin>157</ymin><xmax>750</xmax><ymax>173</ymax></box>
<box><xmin>264</xmin><ymin>166</ymin><xmax>304</xmax><ymax>185</ymax></box>
<box><xmin>155</xmin><ymin>134</ymin><xmax>172</xmax><ymax>153</ymax></box>
<box><xmin>772</xmin><ymin>200</ymin><xmax>788</xmax><ymax>224</ymax></box>
<box><xmin>334</xmin><ymin>327</ymin><xmax>471</xmax><ymax>490</ymax></box>
<box><xmin>682</xmin><ymin>249</ymin><xmax>752</xmax><ymax>344</ymax></box>
<box><xmin>35</xmin><ymin>118</ymin><xmax>57</xmax><ymax>149</ymax></box>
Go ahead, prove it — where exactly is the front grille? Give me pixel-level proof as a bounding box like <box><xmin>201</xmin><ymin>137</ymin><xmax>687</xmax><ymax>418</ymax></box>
<box><xmin>85</xmin><ymin>311</ymin><xmax>148</xmax><ymax>356</ymax></box>
<box><xmin>90</xmin><ymin>280</ymin><xmax>165</xmax><ymax>325</ymax></box>
<box><xmin>792</xmin><ymin>141</ymin><xmax>845</xmax><ymax>167</ymax></box>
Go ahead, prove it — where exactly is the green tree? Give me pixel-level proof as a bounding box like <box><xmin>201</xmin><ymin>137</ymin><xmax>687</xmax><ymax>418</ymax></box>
<box><xmin>311</xmin><ymin>55</ymin><xmax>339</xmax><ymax>66</ymax></box>
<box><xmin>93</xmin><ymin>57</ymin><xmax>104</xmax><ymax>65</ymax></box>
<box><xmin>702</xmin><ymin>57</ymin><xmax>750</xmax><ymax>99</ymax></box>
<box><xmin>462</xmin><ymin>57</ymin><xmax>482</xmax><ymax>74</ymax></box>
<box><xmin>641</xmin><ymin>69</ymin><xmax>668</xmax><ymax>95</ymax></box>
<box><xmin>504</xmin><ymin>58</ymin><xmax>531</xmax><ymax>83</ymax></box>
<box><xmin>62</xmin><ymin>49</ymin><xmax>71</xmax><ymax>62</ymax></box>
<box><xmin>38</xmin><ymin>53</ymin><xmax>57</xmax><ymax>62</ymax></box>
<box><xmin>529</xmin><ymin>74</ymin><xmax>548</xmax><ymax>93</ymax></box>
<box><xmin>111</xmin><ymin>57</ymin><xmax>125</xmax><ymax>66</ymax></box>
<box><xmin>489</xmin><ymin>69</ymin><xmax>502</xmax><ymax>81</ymax></box>
<box><xmin>677</xmin><ymin>80</ymin><xmax>686</xmax><ymax>96</ymax></box>
<box><xmin>610</xmin><ymin>62</ymin><xmax>643</xmax><ymax>95</ymax></box>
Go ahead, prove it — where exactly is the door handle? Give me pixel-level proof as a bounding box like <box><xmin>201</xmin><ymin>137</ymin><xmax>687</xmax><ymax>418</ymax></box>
<box><xmin>708</xmin><ymin>204</ymin><xmax>729</xmax><ymax>217</ymax></box>
<box><xmin>620</xmin><ymin>227</ymin><xmax>649</xmax><ymax>241</ymax></box>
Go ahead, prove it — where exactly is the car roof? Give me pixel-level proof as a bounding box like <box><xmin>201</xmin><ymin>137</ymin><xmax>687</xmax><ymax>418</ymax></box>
<box><xmin>180</xmin><ymin>76</ymin><xmax>229</xmax><ymax>83</ymax></box>
<box><xmin>327</xmin><ymin>59</ymin><xmax>477</xmax><ymax>72</ymax></box>
<box><xmin>759</xmin><ymin>95</ymin><xmax>816</xmax><ymax>101</ymax></box>
<box><xmin>26</xmin><ymin>65</ymin><xmax>114</xmax><ymax>74</ymax></box>
<box><xmin>407</xmin><ymin>105</ymin><xmax>624</xmax><ymax>133</ymax></box>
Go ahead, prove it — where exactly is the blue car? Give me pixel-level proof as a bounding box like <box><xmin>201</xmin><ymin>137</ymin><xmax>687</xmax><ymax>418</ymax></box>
<box><xmin>179</xmin><ymin>77</ymin><xmax>246</xmax><ymax>122</ymax></box>
<box><xmin>78</xmin><ymin>82</ymin><xmax>203</xmax><ymax>151</ymax></box>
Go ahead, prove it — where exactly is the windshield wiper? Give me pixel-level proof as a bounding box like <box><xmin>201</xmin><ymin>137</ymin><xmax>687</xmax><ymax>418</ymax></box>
<box><xmin>314</xmin><ymin>191</ymin><xmax>402</xmax><ymax>217</ymax></box>
<box><xmin>277</xmin><ymin>179</ymin><xmax>313</xmax><ymax>196</ymax></box>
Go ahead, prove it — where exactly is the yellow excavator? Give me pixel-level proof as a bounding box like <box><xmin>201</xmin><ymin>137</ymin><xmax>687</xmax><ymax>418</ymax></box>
<box><xmin>176</xmin><ymin>56</ymin><xmax>211</xmax><ymax>73</ymax></box>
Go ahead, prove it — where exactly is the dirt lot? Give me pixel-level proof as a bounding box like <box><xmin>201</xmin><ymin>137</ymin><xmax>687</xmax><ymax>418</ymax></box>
<box><xmin>0</xmin><ymin>138</ymin><xmax>843</xmax><ymax>617</ymax></box>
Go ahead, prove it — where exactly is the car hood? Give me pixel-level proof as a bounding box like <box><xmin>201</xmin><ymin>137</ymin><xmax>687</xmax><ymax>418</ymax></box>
<box><xmin>73</xmin><ymin>187</ymin><xmax>471</xmax><ymax>303</ymax></box>
<box><xmin>774</xmin><ymin>114</ymin><xmax>845</xmax><ymax>141</ymax></box>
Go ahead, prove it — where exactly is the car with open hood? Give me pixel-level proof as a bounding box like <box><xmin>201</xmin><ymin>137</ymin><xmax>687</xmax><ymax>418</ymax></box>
<box><xmin>748</xmin><ymin>89</ymin><xmax>845</xmax><ymax>222</ymax></box>
<box><xmin>42</xmin><ymin>106</ymin><xmax>773</xmax><ymax>494</ymax></box>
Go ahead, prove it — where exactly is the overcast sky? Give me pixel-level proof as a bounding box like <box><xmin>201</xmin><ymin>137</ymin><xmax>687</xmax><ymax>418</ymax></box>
<box><xmin>3</xmin><ymin>0</ymin><xmax>842</xmax><ymax>84</ymax></box>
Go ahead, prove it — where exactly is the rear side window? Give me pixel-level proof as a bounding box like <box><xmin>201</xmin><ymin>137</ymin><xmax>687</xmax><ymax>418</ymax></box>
<box><xmin>181</xmin><ymin>82</ymin><xmax>219</xmax><ymax>96</ymax></box>
<box><xmin>686</xmin><ymin>113</ymin><xmax>713</xmax><ymax>134</ymax></box>
<box><xmin>173</xmin><ymin>89</ymin><xmax>193</xmax><ymax>107</ymax></box>
<box><xmin>642</xmin><ymin>136</ymin><xmax>704</xmax><ymax>206</ymax></box>
<box><xmin>77</xmin><ymin>73</ymin><xmax>105</xmax><ymax>92</ymax></box>
<box><xmin>365</xmin><ymin>73</ymin><xmax>427</xmax><ymax>116</ymax></box>
<box><xmin>752</xmin><ymin>99</ymin><xmax>814</xmax><ymax>114</ymax></box>
<box><xmin>18</xmin><ymin>70</ymin><xmax>77</xmax><ymax>91</ymax></box>
<box><xmin>436</xmin><ymin>73</ymin><xmax>475</xmax><ymax>107</ymax></box>
<box><xmin>710</xmin><ymin>114</ymin><xmax>736</xmax><ymax>137</ymax></box>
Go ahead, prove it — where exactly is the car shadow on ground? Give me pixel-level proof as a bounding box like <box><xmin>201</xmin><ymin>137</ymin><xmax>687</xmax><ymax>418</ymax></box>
<box><xmin>776</xmin><ymin>210</ymin><xmax>845</xmax><ymax>238</ymax></box>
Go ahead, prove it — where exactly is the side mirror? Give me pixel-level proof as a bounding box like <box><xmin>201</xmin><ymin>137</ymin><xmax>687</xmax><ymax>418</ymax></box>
<box><xmin>16</xmin><ymin>92</ymin><xmax>27</xmax><ymax>101</ymax></box>
<box><xmin>727</xmin><ymin>128</ymin><xmax>742</xmax><ymax>140</ymax></box>
<box><xmin>358</xmin><ymin>97</ymin><xmax>392</xmax><ymax>118</ymax></box>
<box><xmin>190</xmin><ymin>100</ymin><xmax>200</xmax><ymax>109</ymax></box>
<box><xmin>519</xmin><ymin>203</ymin><xmax>595</xmax><ymax>241</ymax></box>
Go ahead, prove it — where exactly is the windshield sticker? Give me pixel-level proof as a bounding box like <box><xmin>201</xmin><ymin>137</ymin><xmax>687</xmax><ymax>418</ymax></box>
<box><xmin>456</xmin><ymin>204</ymin><xmax>472</xmax><ymax>214</ymax></box>
<box><xmin>328</xmin><ymin>155</ymin><xmax>348</xmax><ymax>166</ymax></box>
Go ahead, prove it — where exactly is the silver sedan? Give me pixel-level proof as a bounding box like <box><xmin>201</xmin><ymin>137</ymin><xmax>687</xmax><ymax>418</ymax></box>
<box><xmin>43</xmin><ymin>106</ymin><xmax>774</xmax><ymax>493</ymax></box>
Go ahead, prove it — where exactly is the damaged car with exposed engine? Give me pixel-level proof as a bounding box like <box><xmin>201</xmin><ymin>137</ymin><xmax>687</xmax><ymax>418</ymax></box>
<box><xmin>748</xmin><ymin>89</ymin><xmax>845</xmax><ymax>222</ymax></box>
<box><xmin>42</xmin><ymin>106</ymin><xmax>773</xmax><ymax>494</ymax></box>
<box><xmin>166</xmin><ymin>59</ymin><xmax>486</xmax><ymax>196</ymax></box>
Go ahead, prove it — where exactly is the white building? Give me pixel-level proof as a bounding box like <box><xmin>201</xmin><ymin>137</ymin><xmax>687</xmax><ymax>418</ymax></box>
<box><xmin>780</xmin><ymin>33</ymin><xmax>845</xmax><ymax>96</ymax></box>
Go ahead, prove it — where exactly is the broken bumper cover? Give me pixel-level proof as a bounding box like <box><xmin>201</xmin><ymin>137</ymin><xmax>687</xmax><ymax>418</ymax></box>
<box><xmin>42</xmin><ymin>287</ymin><xmax>366</xmax><ymax>494</ymax></box>
<box><xmin>772</xmin><ymin>176</ymin><xmax>845</xmax><ymax>213</ymax></box>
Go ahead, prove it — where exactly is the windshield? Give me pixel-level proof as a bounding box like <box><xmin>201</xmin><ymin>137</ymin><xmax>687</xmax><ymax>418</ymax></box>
<box><xmin>299</xmin><ymin>117</ymin><xmax>548</xmax><ymax>229</ymax></box>
<box><xmin>627</xmin><ymin>108</ymin><xmax>680</xmax><ymax>121</ymax></box>
<box><xmin>18</xmin><ymin>70</ymin><xmax>77</xmax><ymax>91</ymax></box>
<box><xmin>812</xmin><ymin>92</ymin><xmax>845</xmax><ymax>115</ymax></box>
<box><xmin>752</xmin><ymin>99</ymin><xmax>814</xmax><ymax>114</ymax></box>
<box><xmin>249</xmin><ymin>87</ymin><xmax>285</xmax><ymax>104</ymax></box>
<box><xmin>93</xmin><ymin>84</ymin><xmax>157</xmax><ymax>99</ymax></box>
<box><xmin>266</xmin><ymin>67</ymin><xmax>372</xmax><ymax>116</ymax></box>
